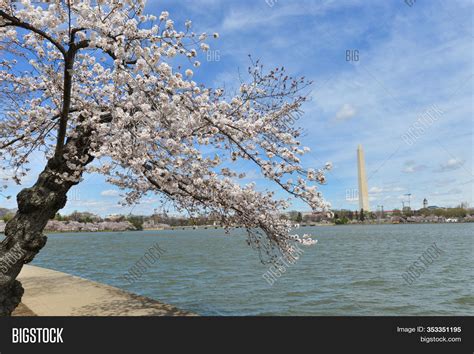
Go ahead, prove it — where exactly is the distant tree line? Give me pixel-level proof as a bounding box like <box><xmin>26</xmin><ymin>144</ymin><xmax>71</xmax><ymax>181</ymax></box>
<box><xmin>2</xmin><ymin>205</ymin><xmax>472</xmax><ymax>229</ymax></box>
<box><xmin>53</xmin><ymin>211</ymin><xmax>146</xmax><ymax>230</ymax></box>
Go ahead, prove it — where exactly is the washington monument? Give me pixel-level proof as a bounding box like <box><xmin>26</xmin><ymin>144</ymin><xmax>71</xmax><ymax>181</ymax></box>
<box><xmin>357</xmin><ymin>144</ymin><xmax>370</xmax><ymax>211</ymax></box>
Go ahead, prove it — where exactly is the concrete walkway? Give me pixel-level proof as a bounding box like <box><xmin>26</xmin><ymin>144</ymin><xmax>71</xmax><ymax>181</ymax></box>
<box><xmin>15</xmin><ymin>265</ymin><xmax>193</xmax><ymax>316</ymax></box>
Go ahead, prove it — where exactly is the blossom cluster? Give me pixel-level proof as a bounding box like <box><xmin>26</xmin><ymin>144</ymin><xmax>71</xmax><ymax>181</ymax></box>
<box><xmin>0</xmin><ymin>0</ymin><xmax>331</xmax><ymax>262</ymax></box>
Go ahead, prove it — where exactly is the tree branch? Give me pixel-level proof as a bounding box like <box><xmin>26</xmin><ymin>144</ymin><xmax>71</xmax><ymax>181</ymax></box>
<box><xmin>54</xmin><ymin>50</ymin><xmax>75</xmax><ymax>158</ymax></box>
<box><xmin>0</xmin><ymin>10</ymin><xmax>67</xmax><ymax>57</ymax></box>
<box><xmin>0</xmin><ymin>134</ymin><xmax>26</xmax><ymax>149</ymax></box>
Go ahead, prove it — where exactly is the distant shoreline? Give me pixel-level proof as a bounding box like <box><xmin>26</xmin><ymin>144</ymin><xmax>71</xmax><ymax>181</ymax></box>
<box><xmin>1</xmin><ymin>221</ymin><xmax>471</xmax><ymax>236</ymax></box>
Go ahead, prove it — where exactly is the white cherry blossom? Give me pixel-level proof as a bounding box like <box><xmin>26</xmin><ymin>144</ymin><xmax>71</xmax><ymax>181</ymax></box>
<box><xmin>0</xmin><ymin>0</ymin><xmax>330</xmax><ymax>264</ymax></box>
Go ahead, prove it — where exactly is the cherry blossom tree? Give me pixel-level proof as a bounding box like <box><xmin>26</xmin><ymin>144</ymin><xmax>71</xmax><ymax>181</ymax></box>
<box><xmin>0</xmin><ymin>0</ymin><xmax>331</xmax><ymax>315</ymax></box>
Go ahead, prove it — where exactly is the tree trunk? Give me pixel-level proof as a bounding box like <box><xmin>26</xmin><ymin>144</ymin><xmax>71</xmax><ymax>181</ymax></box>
<box><xmin>0</xmin><ymin>123</ymin><xmax>96</xmax><ymax>316</ymax></box>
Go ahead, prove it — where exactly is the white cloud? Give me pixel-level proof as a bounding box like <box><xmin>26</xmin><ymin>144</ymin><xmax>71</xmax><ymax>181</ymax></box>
<box><xmin>402</xmin><ymin>160</ymin><xmax>427</xmax><ymax>173</ymax></box>
<box><xmin>435</xmin><ymin>158</ymin><xmax>465</xmax><ymax>172</ymax></box>
<box><xmin>221</xmin><ymin>2</ymin><xmax>323</xmax><ymax>32</ymax></box>
<box><xmin>219</xmin><ymin>0</ymin><xmax>369</xmax><ymax>33</ymax></box>
<box><xmin>332</xmin><ymin>103</ymin><xmax>357</xmax><ymax>122</ymax></box>
<box><xmin>433</xmin><ymin>188</ymin><xmax>463</xmax><ymax>196</ymax></box>
<box><xmin>100</xmin><ymin>190</ymin><xmax>120</xmax><ymax>197</ymax></box>
<box><xmin>369</xmin><ymin>186</ymin><xmax>384</xmax><ymax>194</ymax></box>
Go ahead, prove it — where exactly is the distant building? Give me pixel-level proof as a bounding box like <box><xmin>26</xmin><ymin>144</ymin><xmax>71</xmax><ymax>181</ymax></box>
<box><xmin>423</xmin><ymin>198</ymin><xmax>428</xmax><ymax>209</ymax></box>
<box><xmin>105</xmin><ymin>214</ymin><xmax>123</xmax><ymax>221</ymax></box>
<box><xmin>142</xmin><ymin>220</ymin><xmax>170</xmax><ymax>230</ymax></box>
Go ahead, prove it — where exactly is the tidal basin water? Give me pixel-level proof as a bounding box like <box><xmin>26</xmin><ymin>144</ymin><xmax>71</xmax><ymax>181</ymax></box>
<box><xmin>29</xmin><ymin>223</ymin><xmax>473</xmax><ymax>315</ymax></box>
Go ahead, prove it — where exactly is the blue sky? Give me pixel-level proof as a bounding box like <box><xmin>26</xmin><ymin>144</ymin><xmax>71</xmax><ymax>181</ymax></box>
<box><xmin>1</xmin><ymin>0</ymin><xmax>473</xmax><ymax>216</ymax></box>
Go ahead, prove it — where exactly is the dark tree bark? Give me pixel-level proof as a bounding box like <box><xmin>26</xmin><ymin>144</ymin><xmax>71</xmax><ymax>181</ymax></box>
<box><xmin>0</xmin><ymin>121</ymin><xmax>99</xmax><ymax>316</ymax></box>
